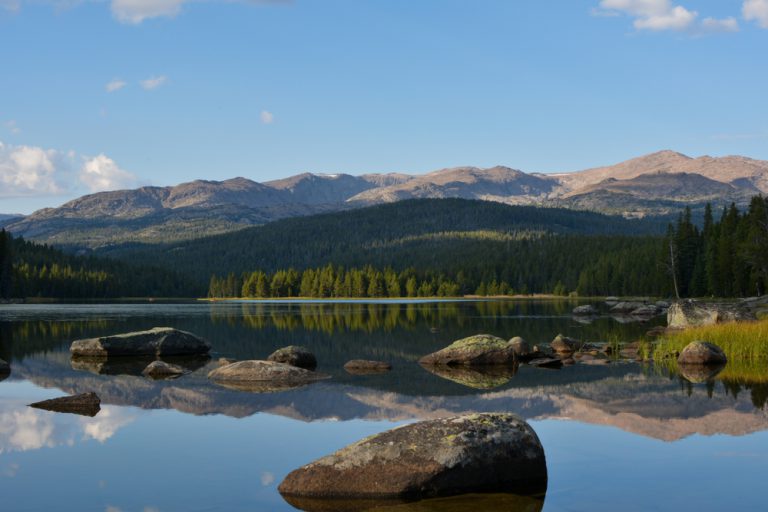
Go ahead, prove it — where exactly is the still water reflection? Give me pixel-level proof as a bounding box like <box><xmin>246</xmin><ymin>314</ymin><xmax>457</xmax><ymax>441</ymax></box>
<box><xmin>0</xmin><ymin>301</ymin><xmax>767</xmax><ymax>511</ymax></box>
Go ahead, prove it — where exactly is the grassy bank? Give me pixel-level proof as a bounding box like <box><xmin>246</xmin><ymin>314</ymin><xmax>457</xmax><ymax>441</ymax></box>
<box><xmin>655</xmin><ymin>319</ymin><xmax>768</xmax><ymax>362</ymax></box>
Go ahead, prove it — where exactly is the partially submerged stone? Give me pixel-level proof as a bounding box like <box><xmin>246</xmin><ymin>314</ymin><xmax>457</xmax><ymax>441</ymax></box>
<box><xmin>70</xmin><ymin>327</ymin><xmax>211</xmax><ymax>357</ymax></box>
<box><xmin>572</xmin><ymin>305</ymin><xmax>598</xmax><ymax>316</ymax></box>
<box><xmin>550</xmin><ymin>334</ymin><xmax>579</xmax><ymax>354</ymax></box>
<box><xmin>508</xmin><ymin>337</ymin><xmax>530</xmax><ymax>357</ymax></box>
<box><xmin>208</xmin><ymin>360</ymin><xmax>330</xmax><ymax>393</ymax></box>
<box><xmin>420</xmin><ymin>363</ymin><xmax>517</xmax><ymax>390</ymax></box>
<box><xmin>667</xmin><ymin>300</ymin><xmax>756</xmax><ymax>328</ymax></box>
<box><xmin>418</xmin><ymin>335</ymin><xmax>517</xmax><ymax>366</ymax></box>
<box><xmin>677</xmin><ymin>341</ymin><xmax>727</xmax><ymax>365</ymax></box>
<box><xmin>278</xmin><ymin>413</ymin><xmax>547</xmax><ymax>500</ymax></box>
<box><xmin>344</xmin><ymin>360</ymin><xmax>392</xmax><ymax>375</ymax></box>
<box><xmin>29</xmin><ymin>392</ymin><xmax>101</xmax><ymax>417</ymax></box>
<box><xmin>142</xmin><ymin>360</ymin><xmax>186</xmax><ymax>379</ymax></box>
<box><xmin>268</xmin><ymin>346</ymin><xmax>317</xmax><ymax>371</ymax></box>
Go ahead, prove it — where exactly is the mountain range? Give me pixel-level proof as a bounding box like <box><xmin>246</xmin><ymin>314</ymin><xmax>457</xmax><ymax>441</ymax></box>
<box><xmin>4</xmin><ymin>150</ymin><xmax>767</xmax><ymax>249</ymax></box>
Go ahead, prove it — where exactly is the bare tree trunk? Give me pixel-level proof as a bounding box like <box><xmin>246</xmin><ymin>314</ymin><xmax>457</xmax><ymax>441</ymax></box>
<box><xmin>669</xmin><ymin>240</ymin><xmax>680</xmax><ymax>300</ymax></box>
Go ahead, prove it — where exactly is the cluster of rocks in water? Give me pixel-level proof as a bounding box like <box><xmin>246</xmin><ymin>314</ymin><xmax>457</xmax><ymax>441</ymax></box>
<box><xmin>572</xmin><ymin>298</ymin><xmax>671</xmax><ymax>321</ymax></box>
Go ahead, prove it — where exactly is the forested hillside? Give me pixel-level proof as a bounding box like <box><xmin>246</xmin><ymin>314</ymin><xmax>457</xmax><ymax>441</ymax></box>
<box><xmin>0</xmin><ymin>229</ymin><xmax>190</xmax><ymax>299</ymax></box>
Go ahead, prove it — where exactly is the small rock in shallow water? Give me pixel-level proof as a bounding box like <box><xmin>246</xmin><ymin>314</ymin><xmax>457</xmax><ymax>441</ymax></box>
<box><xmin>29</xmin><ymin>392</ymin><xmax>101</xmax><ymax>417</ymax></box>
<box><xmin>344</xmin><ymin>360</ymin><xmax>392</xmax><ymax>375</ymax></box>
<box><xmin>419</xmin><ymin>335</ymin><xmax>518</xmax><ymax>366</ymax></box>
<box><xmin>267</xmin><ymin>346</ymin><xmax>317</xmax><ymax>371</ymax></box>
<box><xmin>278</xmin><ymin>413</ymin><xmax>547</xmax><ymax>500</ymax></box>
<box><xmin>208</xmin><ymin>360</ymin><xmax>330</xmax><ymax>393</ymax></box>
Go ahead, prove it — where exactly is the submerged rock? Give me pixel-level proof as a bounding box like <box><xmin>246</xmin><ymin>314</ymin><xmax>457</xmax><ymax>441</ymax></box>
<box><xmin>29</xmin><ymin>392</ymin><xmax>101</xmax><ymax>417</ymax></box>
<box><xmin>677</xmin><ymin>341</ymin><xmax>728</xmax><ymax>365</ymax></box>
<box><xmin>70</xmin><ymin>327</ymin><xmax>211</xmax><ymax>357</ymax></box>
<box><xmin>278</xmin><ymin>413</ymin><xmax>547</xmax><ymax>500</ymax></box>
<box><xmin>208</xmin><ymin>360</ymin><xmax>330</xmax><ymax>393</ymax></box>
<box><xmin>283</xmin><ymin>492</ymin><xmax>545</xmax><ymax>512</ymax></box>
<box><xmin>420</xmin><ymin>363</ymin><xmax>517</xmax><ymax>390</ymax></box>
<box><xmin>268</xmin><ymin>346</ymin><xmax>317</xmax><ymax>371</ymax></box>
<box><xmin>572</xmin><ymin>305</ymin><xmax>598</xmax><ymax>316</ymax></box>
<box><xmin>667</xmin><ymin>300</ymin><xmax>756</xmax><ymax>328</ymax></box>
<box><xmin>528</xmin><ymin>358</ymin><xmax>563</xmax><ymax>369</ymax></box>
<box><xmin>344</xmin><ymin>360</ymin><xmax>392</xmax><ymax>375</ymax></box>
<box><xmin>418</xmin><ymin>335</ymin><xmax>518</xmax><ymax>366</ymax></box>
<box><xmin>142</xmin><ymin>360</ymin><xmax>186</xmax><ymax>379</ymax></box>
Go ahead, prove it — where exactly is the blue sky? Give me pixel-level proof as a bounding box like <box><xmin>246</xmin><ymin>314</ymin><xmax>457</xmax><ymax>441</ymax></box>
<box><xmin>1</xmin><ymin>0</ymin><xmax>767</xmax><ymax>213</ymax></box>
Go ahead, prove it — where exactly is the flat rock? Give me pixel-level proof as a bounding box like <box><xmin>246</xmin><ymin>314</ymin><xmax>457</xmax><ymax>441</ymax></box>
<box><xmin>418</xmin><ymin>335</ymin><xmax>518</xmax><ymax>366</ymax></box>
<box><xmin>528</xmin><ymin>358</ymin><xmax>563</xmax><ymax>369</ymax></box>
<box><xmin>29</xmin><ymin>392</ymin><xmax>101</xmax><ymax>417</ymax></box>
<box><xmin>142</xmin><ymin>360</ymin><xmax>186</xmax><ymax>379</ymax></box>
<box><xmin>70</xmin><ymin>327</ymin><xmax>210</xmax><ymax>357</ymax></box>
<box><xmin>208</xmin><ymin>360</ymin><xmax>330</xmax><ymax>393</ymax></box>
<box><xmin>278</xmin><ymin>413</ymin><xmax>547</xmax><ymax>500</ymax></box>
<box><xmin>268</xmin><ymin>346</ymin><xmax>317</xmax><ymax>370</ymax></box>
<box><xmin>344</xmin><ymin>360</ymin><xmax>392</xmax><ymax>375</ymax></box>
<box><xmin>667</xmin><ymin>300</ymin><xmax>756</xmax><ymax>328</ymax></box>
<box><xmin>677</xmin><ymin>341</ymin><xmax>728</xmax><ymax>365</ymax></box>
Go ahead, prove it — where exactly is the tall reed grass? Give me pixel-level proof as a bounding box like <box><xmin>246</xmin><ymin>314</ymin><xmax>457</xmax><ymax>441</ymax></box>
<box><xmin>655</xmin><ymin>319</ymin><xmax>768</xmax><ymax>362</ymax></box>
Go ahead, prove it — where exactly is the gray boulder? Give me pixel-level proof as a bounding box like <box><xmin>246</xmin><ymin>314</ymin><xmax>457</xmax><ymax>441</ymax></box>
<box><xmin>142</xmin><ymin>360</ymin><xmax>186</xmax><ymax>379</ymax></box>
<box><xmin>418</xmin><ymin>335</ymin><xmax>518</xmax><ymax>366</ymax></box>
<box><xmin>70</xmin><ymin>327</ymin><xmax>210</xmax><ymax>357</ymax></box>
<box><xmin>572</xmin><ymin>305</ymin><xmax>598</xmax><ymax>316</ymax></box>
<box><xmin>29</xmin><ymin>392</ymin><xmax>101</xmax><ymax>417</ymax></box>
<box><xmin>278</xmin><ymin>413</ymin><xmax>546</xmax><ymax>500</ymax></box>
<box><xmin>677</xmin><ymin>341</ymin><xmax>728</xmax><ymax>365</ymax></box>
<box><xmin>267</xmin><ymin>345</ymin><xmax>317</xmax><ymax>370</ymax></box>
<box><xmin>668</xmin><ymin>300</ymin><xmax>756</xmax><ymax>328</ymax></box>
<box><xmin>508</xmin><ymin>337</ymin><xmax>531</xmax><ymax>357</ymax></box>
<box><xmin>208</xmin><ymin>360</ymin><xmax>330</xmax><ymax>392</ymax></box>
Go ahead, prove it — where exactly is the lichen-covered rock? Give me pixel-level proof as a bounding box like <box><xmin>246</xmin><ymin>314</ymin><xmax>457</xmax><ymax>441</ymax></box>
<box><xmin>70</xmin><ymin>327</ymin><xmax>210</xmax><ymax>357</ymax></box>
<box><xmin>677</xmin><ymin>341</ymin><xmax>728</xmax><ymax>365</ymax></box>
<box><xmin>344</xmin><ymin>360</ymin><xmax>392</xmax><ymax>375</ymax></box>
<box><xmin>208</xmin><ymin>360</ymin><xmax>330</xmax><ymax>393</ymax></box>
<box><xmin>420</xmin><ymin>363</ymin><xmax>517</xmax><ymax>390</ymax></box>
<box><xmin>278</xmin><ymin>413</ymin><xmax>547</xmax><ymax>500</ymax></box>
<box><xmin>667</xmin><ymin>300</ymin><xmax>756</xmax><ymax>328</ymax></box>
<box><xmin>267</xmin><ymin>346</ymin><xmax>317</xmax><ymax>370</ymax></box>
<box><xmin>550</xmin><ymin>334</ymin><xmax>579</xmax><ymax>354</ymax></box>
<box><xmin>572</xmin><ymin>305</ymin><xmax>598</xmax><ymax>316</ymax></box>
<box><xmin>418</xmin><ymin>335</ymin><xmax>518</xmax><ymax>366</ymax></box>
<box><xmin>142</xmin><ymin>360</ymin><xmax>186</xmax><ymax>379</ymax></box>
<box><xmin>508</xmin><ymin>337</ymin><xmax>530</xmax><ymax>357</ymax></box>
<box><xmin>29</xmin><ymin>392</ymin><xmax>101</xmax><ymax>417</ymax></box>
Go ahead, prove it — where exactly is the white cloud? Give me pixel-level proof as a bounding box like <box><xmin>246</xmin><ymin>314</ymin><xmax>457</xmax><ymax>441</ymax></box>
<box><xmin>0</xmin><ymin>141</ymin><xmax>65</xmax><ymax>197</ymax></box>
<box><xmin>4</xmin><ymin>120</ymin><xmax>20</xmax><ymax>135</ymax></box>
<box><xmin>79</xmin><ymin>154</ymin><xmax>138</xmax><ymax>193</ymax></box>
<box><xmin>105</xmin><ymin>78</ymin><xmax>127</xmax><ymax>92</ymax></box>
<box><xmin>0</xmin><ymin>0</ymin><xmax>20</xmax><ymax>13</ymax></box>
<box><xmin>260</xmin><ymin>110</ymin><xmax>274</xmax><ymax>124</ymax></box>
<box><xmin>140</xmin><ymin>75</ymin><xmax>167</xmax><ymax>90</ymax></box>
<box><xmin>744</xmin><ymin>0</ymin><xmax>768</xmax><ymax>28</ymax></box>
<box><xmin>701</xmin><ymin>17</ymin><xmax>740</xmax><ymax>33</ymax></box>
<box><xmin>597</xmin><ymin>0</ymin><xmax>744</xmax><ymax>33</ymax></box>
<box><xmin>111</xmin><ymin>0</ymin><xmax>184</xmax><ymax>24</ymax></box>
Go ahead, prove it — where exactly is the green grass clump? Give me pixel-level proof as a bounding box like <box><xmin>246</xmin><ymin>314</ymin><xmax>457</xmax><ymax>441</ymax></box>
<box><xmin>655</xmin><ymin>320</ymin><xmax>768</xmax><ymax>362</ymax></box>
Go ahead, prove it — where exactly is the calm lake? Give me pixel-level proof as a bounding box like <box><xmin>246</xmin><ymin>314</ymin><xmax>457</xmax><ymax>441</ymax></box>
<box><xmin>1</xmin><ymin>300</ymin><xmax>767</xmax><ymax>512</ymax></box>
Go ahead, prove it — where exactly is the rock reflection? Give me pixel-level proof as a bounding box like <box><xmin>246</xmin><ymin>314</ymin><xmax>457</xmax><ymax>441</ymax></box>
<box><xmin>210</xmin><ymin>379</ymin><xmax>318</xmax><ymax>393</ymax></box>
<box><xmin>678</xmin><ymin>363</ymin><xmax>726</xmax><ymax>383</ymax></box>
<box><xmin>283</xmin><ymin>493</ymin><xmax>544</xmax><ymax>512</ymax></box>
<box><xmin>419</xmin><ymin>363</ymin><xmax>518</xmax><ymax>390</ymax></box>
<box><xmin>71</xmin><ymin>355</ymin><xmax>209</xmax><ymax>376</ymax></box>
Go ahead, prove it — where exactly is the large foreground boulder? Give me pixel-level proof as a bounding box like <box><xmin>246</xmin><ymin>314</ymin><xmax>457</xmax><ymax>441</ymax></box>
<box><xmin>418</xmin><ymin>335</ymin><xmax>518</xmax><ymax>366</ymax></box>
<box><xmin>279</xmin><ymin>413</ymin><xmax>546</xmax><ymax>500</ymax></box>
<box><xmin>208</xmin><ymin>360</ymin><xmax>330</xmax><ymax>392</ymax></box>
<box><xmin>677</xmin><ymin>341</ymin><xmax>728</xmax><ymax>365</ymax></box>
<box><xmin>667</xmin><ymin>300</ymin><xmax>756</xmax><ymax>328</ymax></box>
<box><xmin>268</xmin><ymin>346</ymin><xmax>317</xmax><ymax>370</ymax></box>
<box><xmin>29</xmin><ymin>392</ymin><xmax>101</xmax><ymax>417</ymax></box>
<box><xmin>70</xmin><ymin>327</ymin><xmax>211</xmax><ymax>357</ymax></box>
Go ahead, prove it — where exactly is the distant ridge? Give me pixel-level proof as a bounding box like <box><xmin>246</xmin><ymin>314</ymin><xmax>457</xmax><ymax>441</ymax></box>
<box><xmin>5</xmin><ymin>150</ymin><xmax>768</xmax><ymax>248</ymax></box>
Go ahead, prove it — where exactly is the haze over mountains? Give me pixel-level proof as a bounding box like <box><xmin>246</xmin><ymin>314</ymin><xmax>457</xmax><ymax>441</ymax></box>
<box><xmin>4</xmin><ymin>150</ymin><xmax>767</xmax><ymax>249</ymax></box>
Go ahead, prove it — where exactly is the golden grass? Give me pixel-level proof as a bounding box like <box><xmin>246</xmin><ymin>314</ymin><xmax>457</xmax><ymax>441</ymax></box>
<box><xmin>654</xmin><ymin>319</ymin><xmax>768</xmax><ymax>362</ymax></box>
